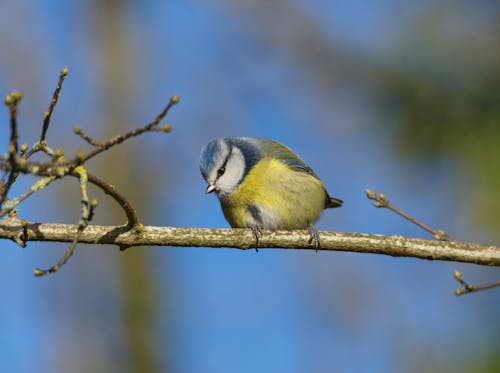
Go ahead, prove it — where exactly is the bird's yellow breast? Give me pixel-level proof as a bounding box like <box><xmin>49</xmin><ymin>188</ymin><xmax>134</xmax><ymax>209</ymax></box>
<box><xmin>220</xmin><ymin>158</ymin><xmax>327</xmax><ymax>229</ymax></box>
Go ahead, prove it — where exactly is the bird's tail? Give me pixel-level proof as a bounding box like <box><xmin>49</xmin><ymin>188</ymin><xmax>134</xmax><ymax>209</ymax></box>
<box><xmin>325</xmin><ymin>196</ymin><xmax>343</xmax><ymax>209</ymax></box>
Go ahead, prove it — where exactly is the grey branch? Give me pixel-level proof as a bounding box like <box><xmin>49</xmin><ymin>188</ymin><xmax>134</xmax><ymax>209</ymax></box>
<box><xmin>0</xmin><ymin>220</ymin><xmax>499</xmax><ymax>266</ymax></box>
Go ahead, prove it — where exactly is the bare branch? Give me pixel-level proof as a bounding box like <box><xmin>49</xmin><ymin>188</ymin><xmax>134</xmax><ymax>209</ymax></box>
<box><xmin>0</xmin><ymin>221</ymin><xmax>499</xmax><ymax>267</ymax></box>
<box><xmin>0</xmin><ymin>69</ymin><xmax>179</xmax><ymax>276</ymax></box>
<box><xmin>74</xmin><ymin>95</ymin><xmax>177</xmax><ymax>164</ymax></box>
<box><xmin>365</xmin><ymin>189</ymin><xmax>451</xmax><ymax>240</ymax></box>
<box><xmin>40</xmin><ymin>66</ymin><xmax>68</xmax><ymax>143</ymax></box>
<box><xmin>1</xmin><ymin>91</ymin><xmax>23</xmax><ymax>204</ymax></box>
<box><xmin>73</xmin><ymin>125</ymin><xmax>106</xmax><ymax>147</ymax></box>
<box><xmin>0</xmin><ymin>176</ymin><xmax>58</xmax><ymax>218</ymax></box>
<box><xmin>2</xmin><ymin>68</ymin><xmax>498</xmax><ymax>295</ymax></box>
<box><xmin>366</xmin><ymin>189</ymin><xmax>500</xmax><ymax>295</ymax></box>
<box><xmin>6</xmin><ymin>91</ymin><xmax>22</xmax><ymax>156</ymax></box>
<box><xmin>33</xmin><ymin>165</ymin><xmax>95</xmax><ymax>276</ymax></box>
<box><xmin>84</xmin><ymin>172</ymin><xmax>139</xmax><ymax>229</ymax></box>
<box><xmin>453</xmin><ymin>270</ymin><xmax>500</xmax><ymax>296</ymax></box>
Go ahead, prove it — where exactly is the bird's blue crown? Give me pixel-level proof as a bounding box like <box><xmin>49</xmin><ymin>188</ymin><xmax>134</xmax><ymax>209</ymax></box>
<box><xmin>200</xmin><ymin>138</ymin><xmax>261</xmax><ymax>179</ymax></box>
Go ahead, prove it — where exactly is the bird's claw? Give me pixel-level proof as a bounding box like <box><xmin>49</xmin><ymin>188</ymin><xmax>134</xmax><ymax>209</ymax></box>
<box><xmin>308</xmin><ymin>225</ymin><xmax>320</xmax><ymax>252</ymax></box>
<box><xmin>251</xmin><ymin>226</ymin><xmax>262</xmax><ymax>252</ymax></box>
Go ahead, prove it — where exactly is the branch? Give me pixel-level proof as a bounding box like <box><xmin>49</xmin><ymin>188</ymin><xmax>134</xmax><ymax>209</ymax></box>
<box><xmin>0</xmin><ymin>67</ymin><xmax>178</xmax><ymax>274</ymax></box>
<box><xmin>365</xmin><ymin>189</ymin><xmax>451</xmax><ymax>240</ymax></box>
<box><xmin>366</xmin><ymin>189</ymin><xmax>500</xmax><ymax>294</ymax></box>
<box><xmin>0</xmin><ymin>221</ymin><xmax>499</xmax><ymax>266</ymax></box>
<box><xmin>72</xmin><ymin>95</ymin><xmax>176</xmax><ymax>164</ymax></box>
<box><xmin>2</xmin><ymin>68</ymin><xmax>498</xmax><ymax>294</ymax></box>
<box><xmin>1</xmin><ymin>91</ymin><xmax>23</xmax><ymax>205</ymax></box>
<box><xmin>33</xmin><ymin>166</ymin><xmax>96</xmax><ymax>277</ymax></box>
<box><xmin>453</xmin><ymin>270</ymin><xmax>500</xmax><ymax>296</ymax></box>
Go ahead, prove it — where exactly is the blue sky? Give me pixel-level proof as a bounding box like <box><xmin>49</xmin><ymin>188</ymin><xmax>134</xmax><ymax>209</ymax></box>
<box><xmin>0</xmin><ymin>1</ymin><xmax>499</xmax><ymax>372</ymax></box>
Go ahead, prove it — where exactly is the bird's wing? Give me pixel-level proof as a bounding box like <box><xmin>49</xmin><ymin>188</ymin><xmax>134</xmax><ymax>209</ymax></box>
<box><xmin>280</xmin><ymin>158</ymin><xmax>316</xmax><ymax>175</ymax></box>
<box><xmin>260</xmin><ymin>139</ymin><xmax>343</xmax><ymax>208</ymax></box>
<box><xmin>259</xmin><ymin>139</ymin><xmax>318</xmax><ymax>176</ymax></box>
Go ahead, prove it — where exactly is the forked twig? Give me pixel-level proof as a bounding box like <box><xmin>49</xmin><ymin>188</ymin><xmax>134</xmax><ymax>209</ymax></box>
<box><xmin>33</xmin><ymin>166</ymin><xmax>96</xmax><ymax>276</ymax></box>
<box><xmin>24</xmin><ymin>66</ymin><xmax>69</xmax><ymax>159</ymax></box>
<box><xmin>73</xmin><ymin>96</ymin><xmax>176</xmax><ymax>164</ymax></box>
<box><xmin>0</xmin><ymin>67</ymin><xmax>177</xmax><ymax>275</ymax></box>
<box><xmin>0</xmin><ymin>176</ymin><xmax>57</xmax><ymax>218</ymax></box>
<box><xmin>1</xmin><ymin>91</ymin><xmax>23</xmax><ymax>205</ymax></box>
<box><xmin>85</xmin><ymin>172</ymin><xmax>140</xmax><ymax>229</ymax></box>
<box><xmin>40</xmin><ymin>66</ymin><xmax>68</xmax><ymax>143</ymax></box>
<box><xmin>366</xmin><ymin>189</ymin><xmax>499</xmax><ymax>295</ymax></box>
<box><xmin>365</xmin><ymin>189</ymin><xmax>451</xmax><ymax>240</ymax></box>
<box><xmin>453</xmin><ymin>270</ymin><xmax>500</xmax><ymax>296</ymax></box>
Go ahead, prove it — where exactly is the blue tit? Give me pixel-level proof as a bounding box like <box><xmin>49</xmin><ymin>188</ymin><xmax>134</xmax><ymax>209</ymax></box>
<box><xmin>199</xmin><ymin>137</ymin><xmax>343</xmax><ymax>249</ymax></box>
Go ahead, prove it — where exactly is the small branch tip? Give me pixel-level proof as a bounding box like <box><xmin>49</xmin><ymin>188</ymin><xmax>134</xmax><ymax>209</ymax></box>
<box><xmin>365</xmin><ymin>189</ymin><xmax>376</xmax><ymax>200</ymax></box>
<box><xmin>75</xmin><ymin>150</ymin><xmax>85</xmax><ymax>162</ymax></box>
<box><xmin>159</xmin><ymin>124</ymin><xmax>172</xmax><ymax>132</ymax></box>
<box><xmin>53</xmin><ymin>148</ymin><xmax>64</xmax><ymax>159</ymax></box>
<box><xmin>4</xmin><ymin>91</ymin><xmax>23</xmax><ymax>106</ymax></box>
<box><xmin>453</xmin><ymin>270</ymin><xmax>500</xmax><ymax>296</ymax></box>
<box><xmin>1</xmin><ymin>71</ymin><xmax>180</xmax><ymax>276</ymax></box>
<box><xmin>20</xmin><ymin>144</ymin><xmax>28</xmax><ymax>155</ymax></box>
<box><xmin>367</xmin><ymin>189</ymin><xmax>452</xmax><ymax>241</ymax></box>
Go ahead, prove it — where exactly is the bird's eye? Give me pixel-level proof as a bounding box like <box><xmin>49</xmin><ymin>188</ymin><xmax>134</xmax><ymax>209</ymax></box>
<box><xmin>217</xmin><ymin>167</ymin><xmax>225</xmax><ymax>176</ymax></box>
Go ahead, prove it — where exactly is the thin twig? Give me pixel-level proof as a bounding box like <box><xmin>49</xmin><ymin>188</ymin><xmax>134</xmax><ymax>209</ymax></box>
<box><xmin>32</xmin><ymin>228</ymin><xmax>83</xmax><ymax>277</ymax></box>
<box><xmin>453</xmin><ymin>270</ymin><xmax>500</xmax><ymax>296</ymax></box>
<box><xmin>0</xmin><ymin>172</ymin><xmax>18</xmax><ymax>206</ymax></box>
<box><xmin>22</xmin><ymin>67</ymin><xmax>68</xmax><ymax>159</ymax></box>
<box><xmin>33</xmin><ymin>166</ymin><xmax>95</xmax><ymax>276</ymax></box>
<box><xmin>366</xmin><ymin>189</ymin><xmax>500</xmax><ymax>295</ymax></box>
<box><xmin>0</xmin><ymin>176</ymin><xmax>57</xmax><ymax>218</ymax></box>
<box><xmin>6</xmin><ymin>91</ymin><xmax>22</xmax><ymax>157</ymax></box>
<box><xmin>1</xmin><ymin>91</ymin><xmax>23</xmax><ymax>205</ymax></box>
<box><xmin>85</xmin><ymin>172</ymin><xmax>139</xmax><ymax>229</ymax></box>
<box><xmin>365</xmin><ymin>189</ymin><xmax>452</xmax><ymax>240</ymax></box>
<box><xmin>0</xmin><ymin>95</ymin><xmax>176</xmax><ymax>178</ymax></box>
<box><xmin>74</xmin><ymin>96</ymin><xmax>176</xmax><ymax>163</ymax></box>
<box><xmin>0</xmin><ymin>68</ymin><xmax>178</xmax><ymax>276</ymax></box>
<box><xmin>40</xmin><ymin>66</ymin><xmax>68</xmax><ymax>142</ymax></box>
<box><xmin>73</xmin><ymin>125</ymin><xmax>106</xmax><ymax>147</ymax></box>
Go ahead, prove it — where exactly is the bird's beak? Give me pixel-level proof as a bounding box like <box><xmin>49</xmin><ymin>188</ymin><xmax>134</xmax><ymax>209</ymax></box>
<box><xmin>205</xmin><ymin>184</ymin><xmax>216</xmax><ymax>194</ymax></box>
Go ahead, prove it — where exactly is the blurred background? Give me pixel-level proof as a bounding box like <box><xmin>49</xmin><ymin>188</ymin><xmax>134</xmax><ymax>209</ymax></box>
<box><xmin>0</xmin><ymin>1</ymin><xmax>499</xmax><ymax>372</ymax></box>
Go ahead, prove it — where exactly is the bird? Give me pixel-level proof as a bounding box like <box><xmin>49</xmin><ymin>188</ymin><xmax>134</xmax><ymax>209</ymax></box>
<box><xmin>199</xmin><ymin>137</ymin><xmax>343</xmax><ymax>250</ymax></box>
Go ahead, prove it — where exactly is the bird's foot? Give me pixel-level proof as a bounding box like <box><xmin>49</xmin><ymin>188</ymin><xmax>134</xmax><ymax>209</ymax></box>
<box><xmin>308</xmin><ymin>224</ymin><xmax>320</xmax><ymax>252</ymax></box>
<box><xmin>250</xmin><ymin>226</ymin><xmax>262</xmax><ymax>252</ymax></box>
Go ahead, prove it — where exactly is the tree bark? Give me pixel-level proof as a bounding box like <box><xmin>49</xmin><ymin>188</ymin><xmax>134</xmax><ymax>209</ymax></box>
<box><xmin>1</xmin><ymin>220</ymin><xmax>498</xmax><ymax>266</ymax></box>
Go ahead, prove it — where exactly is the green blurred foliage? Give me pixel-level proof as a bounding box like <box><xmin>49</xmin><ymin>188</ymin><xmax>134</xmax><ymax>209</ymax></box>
<box><xmin>91</xmin><ymin>0</ymin><xmax>164</xmax><ymax>371</ymax></box>
<box><xmin>373</xmin><ymin>3</ymin><xmax>500</xmax><ymax>237</ymax></box>
<box><xmin>1</xmin><ymin>1</ymin><xmax>498</xmax><ymax>372</ymax></box>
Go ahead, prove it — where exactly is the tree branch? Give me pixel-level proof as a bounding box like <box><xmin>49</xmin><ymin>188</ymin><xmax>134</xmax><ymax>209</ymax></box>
<box><xmin>2</xmin><ymin>68</ymin><xmax>499</xmax><ymax>294</ymax></box>
<box><xmin>366</xmin><ymin>189</ymin><xmax>500</xmax><ymax>294</ymax></box>
<box><xmin>0</xmin><ymin>220</ymin><xmax>499</xmax><ymax>266</ymax></box>
<box><xmin>33</xmin><ymin>166</ymin><xmax>96</xmax><ymax>277</ymax></box>
<box><xmin>366</xmin><ymin>189</ymin><xmax>452</xmax><ymax>240</ymax></box>
<box><xmin>453</xmin><ymin>270</ymin><xmax>500</xmax><ymax>296</ymax></box>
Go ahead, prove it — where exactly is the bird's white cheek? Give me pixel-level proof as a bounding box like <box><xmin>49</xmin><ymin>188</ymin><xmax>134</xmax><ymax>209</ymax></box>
<box><xmin>215</xmin><ymin>147</ymin><xmax>246</xmax><ymax>195</ymax></box>
<box><xmin>216</xmin><ymin>167</ymin><xmax>243</xmax><ymax>194</ymax></box>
